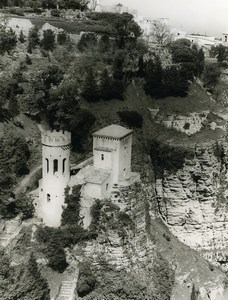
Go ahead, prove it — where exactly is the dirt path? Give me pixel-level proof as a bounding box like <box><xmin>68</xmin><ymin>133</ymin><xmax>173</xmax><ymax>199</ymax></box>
<box><xmin>14</xmin><ymin>164</ymin><xmax>42</xmax><ymax>195</ymax></box>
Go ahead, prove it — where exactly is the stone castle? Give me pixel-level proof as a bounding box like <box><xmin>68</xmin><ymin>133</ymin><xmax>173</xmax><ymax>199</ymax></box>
<box><xmin>38</xmin><ymin>125</ymin><xmax>140</xmax><ymax>227</ymax></box>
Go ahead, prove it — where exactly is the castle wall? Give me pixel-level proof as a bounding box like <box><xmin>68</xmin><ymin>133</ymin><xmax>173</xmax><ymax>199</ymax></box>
<box><xmin>93</xmin><ymin>136</ymin><xmax>120</xmax><ymax>184</ymax></box>
<box><xmin>118</xmin><ymin>135</ymin><xmax>132</xmax><ymax>182</ymax></box>
<box><xmin>94</xmin><ymin>149</ymin><xmax>112</xmax><ymax>170</ymax></box>
<box><xmin>93</xmin><ymin>133</ymin><xmax>132</xmax><ymax>185</ymax></box>
<box><xmin>84</xmin><ymin>179</ymin><xmax>110</xmax><ymax>200</ymax></box>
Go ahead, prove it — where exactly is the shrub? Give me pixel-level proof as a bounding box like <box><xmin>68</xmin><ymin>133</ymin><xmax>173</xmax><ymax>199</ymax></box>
<box><xmin>117</xmin><ymin>211</ymin><xmax>134</xmax><ymax>229</ymax></box>
<box><xmin>78</xmin><ymin>32</ymin><xmax>98</xmax><ymax>52</ymax></box>
<box><xmin>163</xmin><ymin>233</ymin><xmax>171</xmax><ymax>242</ymax></box>
<box><xmin>183</xmin><ymin>122</ymin><xmax>190</xmax><ymax>130</ymax></box>
<box><xmin>27</xmin><ymin>26</ymin><xmax>40</xmax><ymax>53</ymax></box>
<box><xmin>70</xmin><ymin>109</ymin><xmax>96</xmax><ymax>152</ymax></box>
<box><xmin>89</xmin><ymin>200</ymin><xmax>103</xmax><ymax>235</ymax></box>
<box><xmin>25</xmin><ymin>54</ymin><xmax>32</xmax><ymax>65</ymax></box>
<box><xmin>61</xmin><ymin>185</ymin><xmax>81</xmax><ymax>226</ymax></box>
<box><xmin>8</xmin><ymin>7</ymin><xmax>25</xmax><ymax>16</ymax></box>
<box><xmin>51</xmin><ymin>9</ymin><xmax>61</xmax><ymax>17</ymax></box>
<box><xmin>150</xmin><ymin>140</ymin><xmax>194</xmax><ymax>178</ymax></box>
<box><xmin>57</xmin><ymin>31</ymin><xmax>67</xmax><ymax>45</ymax></box>
<box><xmin>15</xmin><ymin>193</ymin><xmax>35</xmax><ymax>220</ymax></box>
<box><xmin>36</xmin><ymin>225</ymin><xmax>90</xmax><ymax>273</ymax></box>
<box><xmin>152</xmin><ymin>252</ymin><xmax>175</xmax><ymax>300</ymax></box>
<box><xmin>19</xmin><ymin>30</ymin><xmax>26</xmax><ymax>43</ymax></box>
<box><xmin>77</xmin><ymin>262</ymin><xmax>96</xmax><ymax>297</ymax></box>
<box><xmin>117</xmin><ymin>111</ymin><xmax>143</xmax><ymax>128</ymax></box>
<box><xmin>40</xmin><ymin>29</ymin><xmax>55</xmax><ymax>51</ymax></box>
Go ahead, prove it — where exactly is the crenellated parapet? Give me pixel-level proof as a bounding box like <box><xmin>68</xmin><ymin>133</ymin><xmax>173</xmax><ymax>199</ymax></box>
<box><xmin>42</xmin><ymin>130</ymin><xmax>71</xmax><ymax>147</ymax></box>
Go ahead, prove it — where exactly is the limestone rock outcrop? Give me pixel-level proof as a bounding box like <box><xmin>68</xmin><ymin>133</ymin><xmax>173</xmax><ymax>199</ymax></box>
<box><xmin>155</xmin><ymin>140</ymin><xmax>228</xmax><ymax>268</ymax></box>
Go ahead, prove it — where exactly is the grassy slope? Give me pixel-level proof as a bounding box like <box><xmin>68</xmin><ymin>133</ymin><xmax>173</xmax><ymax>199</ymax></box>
<box><xmin>87</xmin><ymin>78</ymin><xmax>227</xmax><ymax>150</ymax></box>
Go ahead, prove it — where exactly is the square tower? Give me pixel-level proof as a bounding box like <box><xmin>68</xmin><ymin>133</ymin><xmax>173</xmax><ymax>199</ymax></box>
<box><xmin>92</xmin><ymin>125</ymin><xmax>133</xmax><ymax>184</ymax></box>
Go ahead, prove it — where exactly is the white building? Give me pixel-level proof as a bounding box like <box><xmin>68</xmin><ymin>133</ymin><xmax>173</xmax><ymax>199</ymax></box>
<box><xmin>222</xmin><ymin>31</ymin><xmax>228</xmax><ymax>46</ymax></box>
<box><xmin>5</xmin><ymin>17</ymin><xmax>33</xmax><ymax>36</ymax></box>
<box><xmin>78</xmin><ymin>124</ymin><xmax>140</xmax><ymax>199</ymax></box>
<box><xmin>38</xmin><ymin>125</ymin><xmax>140</xmax><ymax>227</ymax></box>
<box><xmin>39</xmin><ymin>130</ymin><xmax>71</xmax><ymax>227</ymax></box>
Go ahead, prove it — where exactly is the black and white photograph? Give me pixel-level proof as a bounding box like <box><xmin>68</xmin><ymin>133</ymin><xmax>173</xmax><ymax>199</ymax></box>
<box><xmin>1</xmin><ymin>0</ymin><xmax>228</xmax><ymax>299</ymax></box>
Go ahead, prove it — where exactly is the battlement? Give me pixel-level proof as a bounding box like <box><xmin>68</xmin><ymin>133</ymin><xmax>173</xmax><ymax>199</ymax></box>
<box><xmin>42</xmin><ymin>130</ymin><xmax>71</xmax><ymax>147</ymax></box>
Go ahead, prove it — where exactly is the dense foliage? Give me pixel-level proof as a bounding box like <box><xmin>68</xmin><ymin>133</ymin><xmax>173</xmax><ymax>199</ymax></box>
<box><xmin>81</xmin><ymin>252</ymin><xmax>175</xmax><ymax>300</ymax></box>
<box><xmin>61</xmin><ymin>185</ymin><xmax>81</xmax><ymax>226</ymax></box>
<box><xmin>77</xmin><ymin>262</ymin><xmax>96</xmax><ymax>297</ymax></box>
<box><xmin>117</xmin><ymin>110</ymin><xmax>143</xmax><ymax>128</ymax></box>
<box><xmin>0</xmin><ymin>25</ymin><xmax>17</xmax><ymax>55</ymax></box>
<box><xmin>203</xmin><ymin>63</ymin><xmax>221</xmax><ymax>92</ymax></box>
<box><xmin>1</xmin><ymin>0</ymin><xmax>88</xmax><ymax>10</ymax></box>
<box><xmin>210</xmin><ymin>44</ymin><xmax>228</xmax><ymax>63</ymax></box>
<box><xmin>36</xmin><ymin>185</ymin><xmax>94</xmax><ymax>272</ymax></box>
<box><xmin>150</xmin><ymin>140</ymin><xmax>194</xmax><ymax>178</ymax></box>
<box><xmin>144</xmin><ymin>38</ymin><xmax>205</xmax><ymax>99</ymax></box>
<box><xmin>0</xmin><ymin>250</ymin><xmax>50</xmax><ymax>300</ymax></box>
<box><xmin>0</xmin><ymin>129</ymin><xmax>30</xmax><ymax>218</ymax></box>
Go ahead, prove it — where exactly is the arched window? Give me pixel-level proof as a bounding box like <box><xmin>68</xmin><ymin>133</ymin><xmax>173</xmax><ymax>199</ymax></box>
<box><xmin>62</xmin><ymin>158</ymin><xmax>66</xmax><ymax>173</ymax></box>
<box><xmin>53</xmin><ymin>159</ymin><xmax>58</xmax><ymax>173</ymax></box>
<box><xmin>101</xmin><ymin>154</ymin><xmax>104</xmax><ymax>161</ymax></box>
<box><xmin>106</xmin><ymin>183</ymin><xmax>109</xmax><ymax>191</ymax></box>
<box><xmin>47</xmin><ymin>194</ymin><xmax>50</xmax><ymax>202</ymax></box>
<box><xmin>45</xmin><ymin>158</ymin><xmax>49</xmax><ymax>173</ymax></box>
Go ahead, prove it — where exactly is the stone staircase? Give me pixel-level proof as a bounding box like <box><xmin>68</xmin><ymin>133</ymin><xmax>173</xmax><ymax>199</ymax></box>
<box><xmin>56</xmin><ymin>265</ymin><xmax>79</xmax><ymax>300</ymax></box>
<box><xmin>0</xmin><ymin>219</ymin><xmax>21</xmax><ymax>247</ymax></box>
<box><xmin>56</xmin><ymin>280</ymin><xmax>76</xmax><ymax>300</ymax></box>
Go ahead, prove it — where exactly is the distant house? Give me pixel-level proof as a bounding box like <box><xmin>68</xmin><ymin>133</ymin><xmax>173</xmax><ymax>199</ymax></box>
<box><xmin>5</xmin><ymin>17</ymin><xmax>33</xmax><ymax>36</ymax></box>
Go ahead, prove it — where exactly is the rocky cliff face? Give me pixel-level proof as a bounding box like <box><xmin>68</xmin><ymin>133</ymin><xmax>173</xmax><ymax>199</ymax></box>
<box><xmin>155</xmin><ymin>139</ymin><xmax>228</xmax><ymax>269</ymax></box>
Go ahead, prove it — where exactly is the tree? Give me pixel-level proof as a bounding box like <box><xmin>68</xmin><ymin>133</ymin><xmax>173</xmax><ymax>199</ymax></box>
<box><xmin>170</xmin><ymin>39</ymin><xmax>203</xmax><ymax>80</ymax></box>
<box><xmin>27</xmin><ymin>26</ymin><xmax>40</xmax><ymax>53</ymax></box>
<box><xmin>41</xmin><ymin>65</ymin><xmax>64</xmax><ymax>89</ymax></box>
<box><xmin>203</xmin><ymin>64</ymin><xmax>221</xmax><ymax>92</ymax></box>
<box><xmin>0</xmin><ymin>130</ymin><xmax>30</xmax><ymax>177</ymax></box>
<box><xmin>162</xmin><ymin>65</ymin><xmax>189</xmax><ymax>97</ymax></box>
<box><xmin>70</xmin><ymin>109</ymin><xmax>96</xmax><ymax>152</ymax></box>
<box><xmin>0</xmin><ymin>25</ymin><xmax>17</xmax><ymax>55</ymax></box>
<box><xmin>47</xmin><ymin>238</ymin><xmax>69</xmax><ymax>273</ymax></box>
<box><xmin>99</xmin><ymin>68</ymin><xmax>112</xmax><ymax>100</ymax></box>
<box><xmin>78</xmin><ymin>32</ymin><xmax>98</xmax><ymax>52</ymax></box>
<box><xmin>118</xmin><ymin>111</ymin><xmax>143</xmax><ymax>128</ymax></box>
<box><xmin>57</xmin><ymin>31</ymin><xmax>67</xmax><ymax>45</ymax></box>
<box><xmin>19</xmin><ymin>30</ymin><xmax>26</xmax><ymax>43</ymax></box>
<box><xmin>82</xmin><ymin>67</ymin><xmax>99</xmax><ymax>102</ymax></box>
<box><xmin>47</xmin><ymin>80</ymin><xmax>80</xmax><ymax>128</ymax></box>
<box><xmin>77</xmin><ymin>262</ymin><xmax>96</xmax><ymax>297</ymax></box>
<box><xmin>61</xmin><ymin>185</ymin><xmax>81</xmax><ymax>226</ymax></box>
<box><xmin>144</xmin><ymin>57</ymin><xmax>163</xmax><ymax>98</ymax></box>
<box><xmin>190</xmin><ymin>284</ymin><xmax>198</xmax><ymax>300</ymax></box>
<box><xmin>211</xmin><ymin>44</ymin><xmax>228</xmax><ymax>62</ymax></box>
<box><xmin>15</xmin><ymin>193</ymin><xmax>35</xmax><ymax>220</ymax></box>
<box><xmin>113</xmin><ymin>51</ymin><xmax>124</xmax><ymax>80</ymax></box>
<box><xmin>114</xmin><ymin>13</ymin><xmax>142</xmax><ymax>49</ymax></box>
<box><xmin>150</xmin><ymin>20</ymin><xmax>173</xmax><ymax>48</ymax></box>
<box><xmin>98</xmin><ymin>34</ymin><xmax>110</xmax><ymax>53</ymax></box>
<box><xmin>40</xmin><ymin>29</ymin><xmax>55</xmax><ymax>51</ymax></box>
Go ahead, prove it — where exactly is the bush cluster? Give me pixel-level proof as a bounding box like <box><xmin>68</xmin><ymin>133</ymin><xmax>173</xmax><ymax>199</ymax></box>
<box><xmin>117</xmin><ymin>111</ymin><xmax>143</xmax><ymax>128</ymax></box>
<box><xmin>150</xmin><ymin>140</ymin><xmax>194</xmax><ymax>178</ymax></box>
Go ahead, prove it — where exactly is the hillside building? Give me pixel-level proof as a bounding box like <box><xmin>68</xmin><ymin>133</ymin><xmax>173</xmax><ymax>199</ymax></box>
<box><xmin>38</xmin><ymin>125</ymin><xmax>140</xmax><ymax>227</ymax></box>
<box><xmin>39</xmin><ymin>130</ymin><xmax>71</xmax><ymax>227</ymax></box>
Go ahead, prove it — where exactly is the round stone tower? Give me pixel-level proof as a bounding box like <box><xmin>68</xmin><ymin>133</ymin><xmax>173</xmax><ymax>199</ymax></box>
<box><xmin>39</xmin><ymin>130</ymin><xmax>71</xmax><ymax>227</ymax></box>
